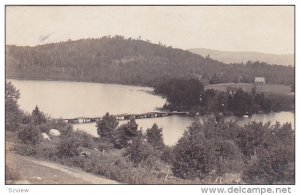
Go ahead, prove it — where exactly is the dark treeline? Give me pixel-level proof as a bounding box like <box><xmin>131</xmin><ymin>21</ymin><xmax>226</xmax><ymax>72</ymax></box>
<box><xmin>154</xmin><ymin>78</ymin><xmax>294</xmax><ymax>116</ymax></box>
<box><xmin>6</xmin><ymin>36</ymin><xmax>294</xmax><ymax>86</ymax></box>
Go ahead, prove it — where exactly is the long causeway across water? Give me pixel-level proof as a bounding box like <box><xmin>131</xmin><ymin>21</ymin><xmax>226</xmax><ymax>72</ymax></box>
<box><xmin>63</xmin><ymin>111</ymin><xmax>189</xmax><ymax>124</ymax></box>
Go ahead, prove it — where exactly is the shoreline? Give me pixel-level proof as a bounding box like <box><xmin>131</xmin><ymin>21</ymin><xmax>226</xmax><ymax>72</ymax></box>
<box><xmin>6</xmin><ymin>77</ymin><xmax>153</xmax><ymax>89</ymax></box>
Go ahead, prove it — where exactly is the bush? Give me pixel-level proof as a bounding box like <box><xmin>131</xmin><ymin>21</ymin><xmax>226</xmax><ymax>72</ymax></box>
<box><xmin>172</xmin><ymin>119</ymin><xmax>244</xmax><ymax>180</ymax></box>
<box><xmin>17</xmin><ymin>124</ymin><xmax>41</xmax><ymax>146</ymax></box>
<box><xmin>59</xmin><ymin>125</ymin><xmax>73</xmax><ymax>137</ymax></box>
<box><xmin>79</xmin><ymin>153</ymin><xmax>167</xmax><ymax>184</ymax></box>
<box><xmin>235</xmin><ymin>122</ymin><xmax>271</xmax><ymax>160</ymax></box>
<box><xmin>242</xmin><ymin>122</ymin><xmax>294</xmax><ymax>184</ymax></box>
<box><xmin>57</xmin><ymin>135</ymin><xmax>81</xmax><ymax>158</ymax></box>
<box><xmin>212</xmin><ymin>140</ymin><xmax>244</xmax><ymax>176</ymax></box>
<box><xmin>96</xmin><ymin>138</ymin><xmax>115</xmax><ymax>151</ymax></box>
<box><xmin>35</xmin><ymin>143</ymin><xmax>58</xmax><ymax>161</ymax></box>
<box><xmin>81</xmin><ymin>155</ymin><xmax>99</xmax><ymax>172</ymax></box>
<box><xmin>113</xmin><ymin>119</ymin><xmax>140</xmax><ymax>148</ymax></box>
<box><xmin>124</xmin><ymin>134</ymin><xmax>161</xmax><ymax>169</ymax></box>
<box><xmin>97</xmin><ymin>112</ymin><xmax>118</xmax><ymax>139</ymax></box>
<box><xmin>172</xmin><ymin>135</ymin><xmax>215</xmax><ymax>179</ymax></box>
<box><xmin>57</xmin><ymin>130</ymin><xmax>96</xmax><ymax>158</ymax></box>
<box><xmin>14</xmin><ymin>144</ymin><xmax>37</xmax><ymax>156</ymax></box>
<box><xmin>71</xmin><ymin>131</ymin><xmax>95</xmax><ymax>149</ymax></box>
<box><xmin>243</xmin><ymin>146</ymin><xmax>291</xmax><ymax>184</ymax></box>
<box><xmin>62</xmin><ymin>155</ymin><xmax>86</xmax><ymax>168</ymax></box>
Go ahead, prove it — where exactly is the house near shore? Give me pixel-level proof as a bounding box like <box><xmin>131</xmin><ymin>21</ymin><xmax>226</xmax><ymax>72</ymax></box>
<box><xmin>254</xmin><ymin>77</ymin><xmax>265</xmax><ymax>85</ymax></box>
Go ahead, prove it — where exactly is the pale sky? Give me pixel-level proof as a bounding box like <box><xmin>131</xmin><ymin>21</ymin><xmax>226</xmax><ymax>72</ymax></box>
<box><xmin>6</xmin><ymin>6</ymin><xmax>294</xmax><ymax>54</ymax></box>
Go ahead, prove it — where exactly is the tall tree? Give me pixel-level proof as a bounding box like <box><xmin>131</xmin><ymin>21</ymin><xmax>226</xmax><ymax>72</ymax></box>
<box><xmin>96</xmin><ymin>112</ymin><xmax>118</xmax><ymax>139</ymax></box>
<box><xmin>5</xmin><ymin>81</ymin><xmax>22</xmax><ymax>131</ymax></box>
<box><xmin>31</xmin><ymin>106</ymin><xmax>46</xmax><ymax>125</ymax></box>
<box><xmin>146</xmin><ymin>124</ymin><xmax>165</xmax><ymax>150</ymax></box>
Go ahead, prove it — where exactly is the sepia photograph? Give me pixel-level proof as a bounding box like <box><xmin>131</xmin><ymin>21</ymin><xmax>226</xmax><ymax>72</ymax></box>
<box><xmin>5</xmin><ymin>5</ymin><xmax>295</xmax><ymax>186</ymax></box>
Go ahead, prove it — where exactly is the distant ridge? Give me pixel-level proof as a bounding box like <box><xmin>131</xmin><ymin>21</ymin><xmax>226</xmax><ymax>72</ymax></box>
<box><xmin>189</xmin><ymin>48</ymin><xmax>294</xmax><ymax>67</ymax></box>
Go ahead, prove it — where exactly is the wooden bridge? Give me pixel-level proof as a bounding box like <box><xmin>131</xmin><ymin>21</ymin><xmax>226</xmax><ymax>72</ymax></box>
<box><xmin>63</xmin><ymin>111</ymin><xmax>189</xmax><ymax>124</ymax></box>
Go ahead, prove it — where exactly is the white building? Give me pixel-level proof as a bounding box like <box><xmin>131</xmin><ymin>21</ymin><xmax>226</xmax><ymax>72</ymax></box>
<box><xmin>254</xmin><ymin>77</ymin><xmax>265</xmax><ymax>85</ymax></box>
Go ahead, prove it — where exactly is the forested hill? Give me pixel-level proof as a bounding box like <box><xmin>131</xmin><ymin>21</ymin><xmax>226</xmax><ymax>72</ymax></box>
<box><xmin>6</xmin><ymin>36</ymin><xmax>294</xmax><ymax>86</ymax></box>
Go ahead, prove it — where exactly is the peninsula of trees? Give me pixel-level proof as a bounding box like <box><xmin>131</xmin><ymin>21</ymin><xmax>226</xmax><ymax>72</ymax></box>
<box><xmin>154</xmin><ymin>78</ymin><xmax>294</xmax><ymax>116</ymax></box>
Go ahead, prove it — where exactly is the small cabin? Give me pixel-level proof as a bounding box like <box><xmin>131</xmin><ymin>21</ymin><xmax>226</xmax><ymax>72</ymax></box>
<box><xmin>254</xmin><ymin>77</ymin><xmax>265</xmax><ymax>85</ymax></box>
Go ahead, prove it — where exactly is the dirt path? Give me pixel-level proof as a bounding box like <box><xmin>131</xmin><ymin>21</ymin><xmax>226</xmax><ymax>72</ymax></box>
<box><xmin>6</xmin><ymin>153</ymin><xmax>119</xmax><ymax>184</ymax></box>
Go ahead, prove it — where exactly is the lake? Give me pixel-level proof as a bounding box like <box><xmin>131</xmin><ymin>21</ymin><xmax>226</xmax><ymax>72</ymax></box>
<box><xmin>9</xmin><ymin>79</ymin><xmax>295</xmax><ymax>145</ymax></box>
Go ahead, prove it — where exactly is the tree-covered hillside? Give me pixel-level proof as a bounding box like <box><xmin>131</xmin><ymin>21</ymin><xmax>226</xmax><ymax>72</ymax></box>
<box><xmin>6</xmin><ymin>36</ymin><xmax>294</xmax><ymax>86</ymax></box>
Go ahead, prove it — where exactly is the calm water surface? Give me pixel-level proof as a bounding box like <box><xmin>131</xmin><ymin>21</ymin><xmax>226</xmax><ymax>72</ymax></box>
<box><xmin>9</xmin><ymin>79</ymin><xmax>294</xmax><ymax>145</ymax></box>
<box><xmin>10</xmin><ymin>79</ymin><xmax>165</xmax><ymax>118</ymax></box>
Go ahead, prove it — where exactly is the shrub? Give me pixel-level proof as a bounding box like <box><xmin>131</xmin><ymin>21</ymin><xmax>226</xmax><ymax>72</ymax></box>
<box><xmin>242</xmin><ymin>146</ymin><xmax>290</xmax><ymax>184</ymax></box>
<box><xmin>80</xmin><ymin>152</ymin><xmax>167</xmax><ymax>184</ymax></box>
<box><xmin>35</xmin><ymin>143</ymin><xmax>58</xmax><ymax>161</ymax></box>
<box><xmin>63</xmin><ymin>155</ymin><xmax>86</xmax><ymax>168</ymax></box>
<box><xmin>172</xmin><ymin>119</ymin><xmax>244</xmax><ymax>180</ymax></box>
<box><xmin>235</xmin><ymin>122</ymin><xmax>271</xmax><ymax>160</ymax></box>
<box><xmin>172</xmin><ymin>135</ymin><xmax>215</xmax><ymax>179</ymax></box>
<box><xmin>17</xmin><ymin>124</ymin><xmax>41</xmax><ymax>146</ymax></box>
<box><xmin>57</xmin><ymin>130</ymin><xmax>96</xmax><ymax>158</ymax></box>
<box><xmin>59</xmin><ymin>125</ymin><xmax>73</xmax><ymax>137</ymax></box>
<box><xmin>57</xmin><ymin>135</ymin><xmax>81</xmax><ymax>158</ymax></box>
<box><xmin>113</xmin><ymin>119</ymin><xmax>140</xmax><ymax>148</ymax></box>
<box><xmin>212</xmin><ymin>140</ymin><xmax>244</xmax><ymax>176</ymax></box>
<box><xmin>124</xmin><ymin>134</ymin><xmax>161</xmax><ymax>169</ymax></box>
<box><xmin>71</xmin><ymin>131</ymin><xmax>95</xmax><ymax>149</ymax></box>
<box><xmin>199</xmin><ymin>117</ymin><xmax>239</xmax><ymax>141</ymax></box>
<box><xmin>14</xmin><ymin>144</ymin><xmax>37</xmax><ymax>156</ymax></box>
<box><xmin>82</xmin><ymin>155</ymin><xmax>99</xmax><ymax>172</ymax></box>
<box><xmin>96</xmin><ymin>138</ymin><xmax>115</xmax><ymax>151</ymax></box>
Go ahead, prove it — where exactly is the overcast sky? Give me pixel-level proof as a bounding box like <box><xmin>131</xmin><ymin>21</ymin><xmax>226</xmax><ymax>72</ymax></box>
<box><xmin>6</xmin><ymin>6</ymin><xmax>294</xmax><ymax>54</ymax></box>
